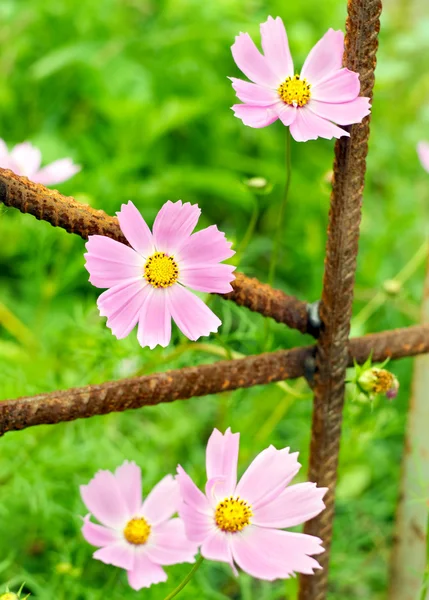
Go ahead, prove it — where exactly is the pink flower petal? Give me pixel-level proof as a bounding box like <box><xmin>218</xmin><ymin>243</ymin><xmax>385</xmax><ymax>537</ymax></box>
<box><xmin>301</xmin><ymin>29</ymin><xmax>345</xmax><ymax>85</ymax></box>
<box><xmin>235</xmin><ymin>446</ymin><xmax>300</xmax><ymax>509</ymax></box>
<box><xmin>84</xmin><ymin>235</ymin><xmax>143</xmax><ymax>288</ymax></box>
<box><xmin>260</xmin><ymin>16</ymin><xmax>294</xmax><ymax>81</ymax></box>
<box><xmin>276</xmin><ymin>103</ymin><xmax>297</xmax><ymax>126</ymax></box>
<box><xmin>136</xmin><ymin>287</ymin><xmax>172</xmax><ymax>349</ymax></box>
<box><xmin>142</xmin><ymin>475</ymin><xmax>180</xmax><ymax>525</ymax></box>
<box><xmin>179</xmin><ymin>263</ymin><xmax>235</xmax><ymax>294</ymax></box>
<box><xmin>32</xmin><ymin>158</ymin><xmax>81</xmax><ymax>185</ymax></box>
<box><xmin>252</xmin><ymin>482</ymin><xmax>327</xmax><ymax>528</ymax></box>
<box><xmin>201</xmin><ymin>528</ymin><xmax>234</xmax><ymax>566</ymax></box>
<box><xmin>117</xmin><ymin>201</ymin><xmax>155</xmax><ymax>258</ymax></box>
<box><xmin>80</xmin><ymin>470</ymin><xmax>131</xmax><ymax>528</ymax></box>
<box><xmin>82</xmin><ymin>515</ymin><xmax>121</xmax><ymax>547</ymax></box>
<box><xmin>168</xmin><ymin>284</ymin><xmax>221</xmax><ymax>341</ymax></box>
<box><xmin>230</xmin><ymin>77</ymin><xmax>279</xmax><ymax>106</ymax></box>
<box><xmin>308</xmin><ymin>97</ymin><xmax>371</xmax><ymax>125</ymax></box>
<box><xmin>176</xmin><ymin>225</ymin><xmax>235</xmax><ymax>265</ymax></box>
<box><xmin>179</xmin><ymin>501</ymin><xmax>215</xmax><ymax>543</ymax></box>
<box><xmin>289</xmin><ymin>107</ymin><xmax>349</xmax><ymax>142</ymax></box>
<box><xmin>97</xmin><ymin>279</ymin><xmax>150</xmax><ymax>339</ymax></box>
<box><xmin>231</xmin><ymin>32</ymin><xmax>279</xmax><ymax>88</ymax></box>
<box><xmin>230</xmin><ymin>527</ymin><xmax>323</xmax><ymax>580</ymax></box>
<box><xmin>311</xmin><ymin>68</ymin><xmax>360</xmax><ymax>103</ymax></box>
<box><xmin>145</xmin><ymin>518</ymin><xmax>198</xmax><ymax>565</ymax></box>
<box><xmin>93</xmin><ymin>542</ymin><xmax>135</xmax><ymax>570</ymax></box>
<box><xmin>127</xmin><ymin>554</ymin><xmax>167</xmax><ymax>590</ymax></box>
<box><xmin>153</xmin><ymin>200</ymin><xmax>201</xmax><ymax>256</ymax></box>
<box><xmin>176</xmin><ymin>466</ymin><xmax>212</xmax><ymax>515</ymax></box>
<box><xmin>10</xmin><ymin>142</ymin><xmax>42</xmax><ymax>178</ymax></box>
<box><xmin>114</xmin><ymin>461</ymin><xmax>142</xmax><ymax>517</ymax></box>
<box><xmin>0</xmin><ymin>139</ymin><xmax>13</xmax><ymax>169</ymax></box>
<box><xmin>232</xmin><ymin>103</ymin><xmax>280</xmax><ymax>128</ymax></box>
<box><xmin>417</xmin><ymin>141</ymin><xmax>429</xmax><ymax>173</ymax></box>
<box><xmin>205</xmin><ymin>428</ymin><xmax>240</xmax><ymax>500</ymax></box>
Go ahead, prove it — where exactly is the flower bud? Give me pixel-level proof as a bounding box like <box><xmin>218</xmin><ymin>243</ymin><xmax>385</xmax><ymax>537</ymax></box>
<box><xmin>358</xmin><ymin>367</ymin><xmax>399</xmax><ymax>400</ymax></box>
<box><xmin>0</xmin><ymin>594</ymin><xmax>19</xmax><ymax>600</ymax></box>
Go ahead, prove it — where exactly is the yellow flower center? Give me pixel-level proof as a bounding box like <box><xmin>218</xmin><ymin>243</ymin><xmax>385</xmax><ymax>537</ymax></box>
<box><xmin>215</xmin><ymin>496</ymin><xmax>253</xmax><ymax>533</ymax></box>
<box><xmin>278</xmin><ymin>74</ymin><xmax>311</xmax><ymax>107</ymax></box>
<box><xmin>144</xmin><ymin>252</ymin><xmax>179</xmax><ymax>288</ymax></box>
<box><xmin>123</xmin><ymin>517</ymin><xmax>151</xmax><ymax>545</ymax></box>
<box><xmin>372</xmin><ymin>369</ymin><xmax>395</xmax><ymax>394</ymax></box>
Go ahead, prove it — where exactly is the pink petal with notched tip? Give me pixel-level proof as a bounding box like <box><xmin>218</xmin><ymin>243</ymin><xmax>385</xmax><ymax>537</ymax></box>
<box><xmin>114</xmin><ymin>461</ymin><xmax>142</xmax><ymax>517</ymax></box>
<box><xmin>97</xmin><ymin>279</ymin><xmax>150</xmax><ymax>339</ymax></box>
<box><xmin>230</xmin><ymin>77</ymin><xmax>280</xmax><ymax>106</ymax></box>
<box><xmin>32</xmin><ymin>158</ymin><xmax>81</xmax><ymax>185</ymax></box>
<box><xmin>82</xmin><ymin>515</ymin><xmax>121</xmax><ymax>547</ymax></box>
<box><xmin>117</xmin><ymin>201</ymin><xmax>155</xmax><ymax>258</ymax></box>
<box><xmin>301</xmin><ymin>29</ymin><xmax>345</xmax><ymax>85</ymax></box>
<box><xmin>168</xmin><ymin>284</ymin><xmax>221</xmax><ymax>341</ymax></box>
<box><xmin>231</xmin><ymin>32</ymin><xmax>279</xmax><ymax>88</ymax></box>
<box><xmin>145</xmin><ymin>519</ymin><xmax>198</xmax><ymax>565</ymax></box>
<box><xmin>176</xmin><ymin>225</ymin><xmax>234</xmax><ymax>265</ymax></box>
<box><xmin>232</xmin><ymin>103</ymin><xmax>280</xmax><ymax>128</ymax></box>
<box><xmin>230</xmin><ymin>527</ymin><xmax>323</xmax><ymax>580</ymax></box>
<box><xmin>127</xmin><ymin>554</ymin><xmax>167</xmax><ymax>591</ymax></box>
<box><xmin>252</xmin><ymin>482</ymin><xmax>327</xmax><ymax>529</ymax></box>
<box><xmin>179</xmin><ymin>263</ymin><xmax>235</xmax><ymax>294</ymax></box>
<box><xmin>85</xmin><ymin>235</ymin><xmax>143</xmax><ymax>288</ymax></box>
<box><xmin>309</xmin><ymin>97</ymin><xmax>371</xmax><ymax>125</ymax></box>
<box><xmin>153</xmin><ymin>200</ymin><xmax>201</xmax><ymax>256</ymax></box>
<box><xmin>235</xmin><ymin>446</ymin><xmax>300</xmax><ymax>509</ymax></box>
<box><xmin>176</xmin><ymin>465</ymin><xmax>212</xmax><ymax>515</ymax></box>
<box><xmin>80</xmin><ymin>470</ymin><xmax>130</xmax><ymax>529</ymax></box>
<box><xmin>136</xmin><ymin>288</ymin><xmax>171</xmax><ymax>349</ymax></box>
<box><xmin>141</xmin><ymin>475</ymin><xmax>180</xmax><ymax>525</ymax></box>
<box><xmin>417</xmin><ymin>142</ymin><xmax>429</xmax><ymax>173</ymax></box>
<box><xmin>260</xmin><ymin>16</ymin><xmax>294</xmax><ymax>81</ymax></box>
<box><xmin>205</xmin><ymin>428</ymin><xmax>240</xmax><ymax>500</ymax></box>
<box><xmin>311</xmin><ymin>68</ymin><xmax>360</xmax><ymax>103</ymax></box>
<box><xmin>289</xmin><ymin>107</ymin><xmax>349</xmax><ymax>142</ymax></box>
<box><xmin>10</xmin><ymin>142</ymin><xmax>41</xmax><ymax>177</ymax></box>
<box><xmin>93</xmin><ymin>542</ymin><xmax>135</xmax><ymax>570</ymax></box>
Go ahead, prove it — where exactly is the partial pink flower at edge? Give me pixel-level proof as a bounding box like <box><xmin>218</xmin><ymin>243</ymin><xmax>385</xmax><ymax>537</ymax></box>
<box><xmin>80</xmin><ymin>461</ymin><xmax>198</xmax><ymax>590</ymax></box>
<box><xmin>230</xmin><ymin>16</ymin><xmax>371</xmax><ymax>142</ymax></box>
<box><xmin>0</xmin><ymin>139</ymin><xmax>80</xmax><ymax>185</ymax></box>
<box><xmin>84</xmin><ymin>200</ymin><xmax>236</xmax><ymax>349</ymax></box>
<box><xmin>177</xmin><ymin>428</ymin><xmax>327</xmax><ymax>581</ymax></box>
<box><xmin>417</xmin><ymin>141</ymin><xmax>429</xmax><ymax>173</ymax></box>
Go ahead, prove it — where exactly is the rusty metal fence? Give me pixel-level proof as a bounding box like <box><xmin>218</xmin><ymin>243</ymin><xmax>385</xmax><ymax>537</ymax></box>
<box><xmin>1</xmin><ymin>0</ymin><xmax>428</xmax><ymax>598</ymax></box>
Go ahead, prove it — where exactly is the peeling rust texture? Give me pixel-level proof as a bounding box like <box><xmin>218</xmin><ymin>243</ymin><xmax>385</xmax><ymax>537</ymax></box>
<box><xmin>1</xmin><ymin>324</ymin><xmax>427</xmax><ymax>436</ymax></box>
<box><xmin>299</xmin><ymin>1</ymin><xmax>383</xmax><ymax>599</ymax></box>
<box><xmin>0</xmin><ymin>168</ymin><xmax>311</xmax><ymax>333</ymax></box>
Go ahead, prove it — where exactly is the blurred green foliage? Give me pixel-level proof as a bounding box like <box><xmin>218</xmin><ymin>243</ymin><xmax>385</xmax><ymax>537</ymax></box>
<box><xmin>0</xmin><ymin>0</ymin><xmax>429</xmax><ymax>598</ymax></box>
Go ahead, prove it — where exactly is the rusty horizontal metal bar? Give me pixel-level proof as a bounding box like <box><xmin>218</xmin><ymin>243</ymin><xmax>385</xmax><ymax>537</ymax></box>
<box><xmin>300</xmin><ymin>0</ymin><xmax>383</xmax><ymax>597</ymax></box>
<box><xmin>0</xmin><ymin>324</ymin><xmax>427</xmax><ymax>436</ymax></box>
<box><xmin>0</xmin><ymin>168</ymin><xmax>311</xmax><ymax>334</ymax></box>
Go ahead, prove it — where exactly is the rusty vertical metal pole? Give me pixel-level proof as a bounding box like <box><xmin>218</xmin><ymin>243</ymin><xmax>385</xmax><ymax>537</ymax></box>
<box><xmin>298</xmin><ymin>1</ymin><xmax>382</xmax><ymax>599</ymax></box>
<box><xmin>388</xmin><ymin>257</ymin><xmax>429</xmax><ymax>600</ymax></box>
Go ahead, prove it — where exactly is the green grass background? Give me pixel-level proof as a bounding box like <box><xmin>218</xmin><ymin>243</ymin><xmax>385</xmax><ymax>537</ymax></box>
<box><xmin>0</xmin><ymin>0</ymin><xmax>429</xmax><ymax>598</ymax></box>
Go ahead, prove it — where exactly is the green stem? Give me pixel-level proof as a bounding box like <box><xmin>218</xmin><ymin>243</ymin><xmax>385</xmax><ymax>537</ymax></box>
<box><xmin>268</xmin><ymin>130</ymin><xmax>292</xmax><ymax>286</ymax></box>
<box><xmin>162</xmin><ymin>556</ymin><xmax>204</xmax><ymax>600</ymax></box>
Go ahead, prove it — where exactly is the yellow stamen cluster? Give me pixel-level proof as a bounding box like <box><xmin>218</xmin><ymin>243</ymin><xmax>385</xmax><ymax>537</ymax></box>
<box><xmin>144</xmin><ymin>252</ymin><xmax>179</xmax><ymax>288</ymax></box>
<box><xmin>215</xmin><ymin>496</ymin><xmax>253</xmax><ymax>533</ymax></box>
<box><xmin>278</xmin><ymin>74</ymin><xmax>311</xmax><ymax>107</ymax></box>
<box><xmin>123</xmin><ymin>517</ymin><xmax>151</xmax><ymax>545</ymax></box>
<box><xmin>372</xmin><ymin>369</ymin><xmax>396</xmax><ymax>394</ymax></box>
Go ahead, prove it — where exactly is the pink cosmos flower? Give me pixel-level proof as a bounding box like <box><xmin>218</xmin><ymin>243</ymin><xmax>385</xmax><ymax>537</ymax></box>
<box><xmin>230</xmin><ymin>17</ymin><xmax>371</xmax><ymax>142</ymax></box>
<box><xmin>177</xmin><ymin>428</ymin><xmax>327</xmax><ymax>581</ymax></box>
<box><xmin>417</xmin><ymin>141</ymin><xmax>429</xmax><ymax>173</ymax></box>
<box><xmin>0</xmin><ymin>139</ymin><xmax>80</xmax><ymax>185</ymax></box>
<box><xmin>84</xmin><ymin>200</ymin><xmax>235</xmax><ymax>349</ymax></box>
<box><xmin>80</xmin><ymin>461</ymin><xmax>198</xmax><ymax>590</ymax></box>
